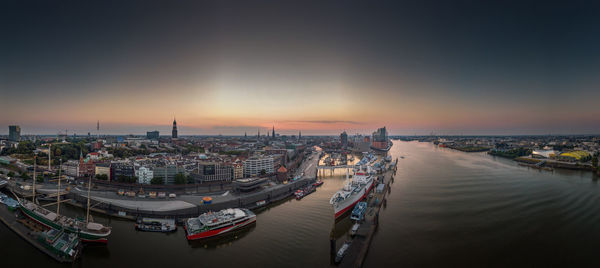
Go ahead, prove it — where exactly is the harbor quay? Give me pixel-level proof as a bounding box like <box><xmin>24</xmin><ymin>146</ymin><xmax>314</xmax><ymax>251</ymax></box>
<box><xmin>6</xmin><ymin>151</ymin><xmax>320</xmax><ymax>221</ymax></box>
<box><xmin>337</xmin><ymin>159</ymin><xmax>397</xmax><ymax>267</ymax></box>
<box><xmin>61</xmin><ymin>175</ymin><xmax>316</xmax><ymax>220</ymax></box>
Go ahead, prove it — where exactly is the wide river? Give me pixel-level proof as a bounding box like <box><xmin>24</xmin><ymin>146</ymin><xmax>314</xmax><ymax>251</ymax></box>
<box><xmin>2</xmin><ymin>141</ymin><xmax>600</xmax><ymax>267</ymax></box>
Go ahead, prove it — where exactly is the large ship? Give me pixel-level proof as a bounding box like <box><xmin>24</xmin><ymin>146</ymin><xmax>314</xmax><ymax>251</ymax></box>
<box><xmin>330</xmin><ymin>168</ymin><xmax>374</xmax><ymax>219</ymax></box>
<box><xmin>19</xmin><ymin>199</ymin><xmax>112</xmax><ymax>243</ymax></box>
<box><xmin>184</xmin><ymin>208</ymin><xmax>256</xmax><ymax>240</ymax></box>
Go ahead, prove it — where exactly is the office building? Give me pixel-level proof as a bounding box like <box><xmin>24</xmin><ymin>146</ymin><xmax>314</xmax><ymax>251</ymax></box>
<box><xmin>9</xmin><ymin>125</ymin><xmax>21</xmax><ymax>142</ymax></box>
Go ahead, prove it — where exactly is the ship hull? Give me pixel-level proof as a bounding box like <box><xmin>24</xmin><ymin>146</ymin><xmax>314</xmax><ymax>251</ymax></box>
<box><xmin>185</xmin><ymin>216</ymin><xmax>256</xmax><ymax>240</ymax></box>
<box><xmin>19</xmin><ymin>203</ymin><xmax>110</xmax><ymax>243</ymax></box>
<box><xmin>333</xmin><ymin>180</ymin><xmax>374</xmax><ymax>219</ymax></box>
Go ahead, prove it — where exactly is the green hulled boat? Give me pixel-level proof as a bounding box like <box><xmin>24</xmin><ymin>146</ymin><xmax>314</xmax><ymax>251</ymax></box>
<box><xmin>38</xmin><ymin>228</ymin><xmax>81</xmax><ymax>260</ymax></box>
<box><xmin>20</xmin><ymin>199</ymin><xmax>111</xmax><ymax>243</ymax></box>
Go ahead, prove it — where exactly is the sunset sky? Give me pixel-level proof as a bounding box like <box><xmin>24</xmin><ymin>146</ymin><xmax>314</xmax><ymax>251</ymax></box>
<box><xmin>2</xmin><ymin>0</ymin><xmax>600</xmax><ymax>135</ymax></box>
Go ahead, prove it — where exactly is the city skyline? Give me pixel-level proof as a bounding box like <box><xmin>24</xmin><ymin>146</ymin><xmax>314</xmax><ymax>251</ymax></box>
<box><xmin>2</xmin><ymin>1</ymin><xmax>600</xmax><ymax>135</ymax></box>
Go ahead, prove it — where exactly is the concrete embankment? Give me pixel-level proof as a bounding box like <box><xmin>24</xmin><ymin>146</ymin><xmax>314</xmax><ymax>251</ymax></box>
<box><xmin>61</xmin><ymin>177</ymin><xmax>316</xmax><ymax>221</ymax></box>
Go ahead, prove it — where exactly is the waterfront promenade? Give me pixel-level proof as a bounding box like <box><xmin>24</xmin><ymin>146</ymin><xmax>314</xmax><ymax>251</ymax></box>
<box><xmin>7</xmin><ymin>151</ymin><xmax>321</xmax><ymax>220</ymax></box>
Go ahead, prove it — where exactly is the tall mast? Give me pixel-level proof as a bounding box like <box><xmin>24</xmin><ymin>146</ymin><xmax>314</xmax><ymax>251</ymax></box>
<box><xmin>32</xmin><ymin>154</ymin><xmax>37</xmax><ymax>203</ymax></box>
<box><xmin>86</xmin><ymin>175</ymin><xmax>92</xmax><ymax>224</ymax></box>
<box><xmin>48</xmin><ymin>143</ymin><xmax>51</xmax><ymax>171</ymax></box>
<box><xmin>57</xmin><ymin>159</ymin><xmax>62</xmax><ymax>216</ymax></box>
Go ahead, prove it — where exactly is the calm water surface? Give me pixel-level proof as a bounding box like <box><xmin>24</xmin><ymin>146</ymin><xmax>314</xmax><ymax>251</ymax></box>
<box><xmin>2</xmin><ymin>141</ymin><xmax>600</xmax><ymax>267</ymax></box>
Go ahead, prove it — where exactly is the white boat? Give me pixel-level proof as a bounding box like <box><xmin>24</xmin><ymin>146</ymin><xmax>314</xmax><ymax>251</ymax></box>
<box><xmin>350</xmin><ymin>223</ymin><xmax>360</xmax><ymax>236</ymax></box>
<box><xmin>330</xmin><ymin>168</ymin><xmax>374</xmax><ymax>219</ymax></box>
<box><xmin>335</xmin><ymin>242</ymin><xmax>351</xmax><ymax>263</ymax></box>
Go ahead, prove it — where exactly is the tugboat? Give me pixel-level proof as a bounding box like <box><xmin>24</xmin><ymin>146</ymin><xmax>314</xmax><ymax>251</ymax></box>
<box><xmin>135</xmin><ymin>218</ymin><xmax>177</xmax><ymax>232</ymax></box>
<box><xmin>184</xmin><ymin>208</ymin><xmax>256</xmax><ymax>240</ymax></box>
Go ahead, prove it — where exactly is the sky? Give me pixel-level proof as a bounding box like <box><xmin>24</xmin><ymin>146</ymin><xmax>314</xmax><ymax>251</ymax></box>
<box><xmin>1</xmin><ymin>0</ymin><xmax>600</xmax><ymax>136</ymax></box>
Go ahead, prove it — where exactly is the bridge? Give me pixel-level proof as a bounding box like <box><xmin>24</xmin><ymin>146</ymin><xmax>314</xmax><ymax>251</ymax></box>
<box><xmin>316</xmin><ymin>165</ymin><xmax>353</xmax><ymax>170</ymax></box>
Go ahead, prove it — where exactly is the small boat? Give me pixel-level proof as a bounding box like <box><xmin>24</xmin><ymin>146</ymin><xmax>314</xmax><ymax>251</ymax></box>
<box><xmin>294</xmin><ymin>189</ymin><xmax>304</xmax><ymax>200</ymax></box>
<box><xmin>350</xmin><ymin>223</ymin><xmax>360</xmax><ymax>236</ymax></box>
<box><xmin>135</xmin><ymin>218</ymin><xmax>177</xmax><ymax>232</ymax></box>
<box><xmin>0</xmin><ymin>193</ymin><xmax>19</xmax><ymax>211</ymax></box>
<box><xmin>312</xmin><ymin>180</ymin><xmax>324</xmax><ymax>187</ymax></box>
<box><xmin>37</xmin><ymin>228</ymin><xmax>81</xmax><ymax>260</ymax></box>
<box><xmin>335</xmin><ymin>242</ymin><xmax>351</xmax><ymax>263</ymax></box>
<box><xmin>350</xmin><ymin>202</ymin><xmax>367</xmax><ymax>221</ymax></box>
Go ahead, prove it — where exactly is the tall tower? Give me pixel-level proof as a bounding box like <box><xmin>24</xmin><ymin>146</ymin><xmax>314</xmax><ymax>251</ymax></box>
<box><xmin>299</xmin><ymin>131</ymin><xmax>301</xmax><ymax>139</ymax></box>
<box><xmin>172</xmin><ymin>118</ymin><xmax>178</xmax><ymax>139</ymax></box>
<box><xmin>272</xmin><ymin>126</ymin><xmax>275</xmax><ymax>139</ymax></box>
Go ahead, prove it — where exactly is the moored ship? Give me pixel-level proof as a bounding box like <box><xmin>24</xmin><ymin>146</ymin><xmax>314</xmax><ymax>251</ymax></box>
<box><xmin>330</xmin><ymin>169</ymin><xmax>374</xmax><ymax>219</ymax></box>
<box><xmin>184</xmin><ymin>208</ymin><xmax>256</xmax><ymax>240</ymax></box>
<box><xmin>135</xmin><ymin>217</ymin><xmax>177</xmax><ymax>232</ymax></box>
<box><xmin>19</xmin><ymin>199</ymin><xmax>112</xmax><ymax>243</ymax></box>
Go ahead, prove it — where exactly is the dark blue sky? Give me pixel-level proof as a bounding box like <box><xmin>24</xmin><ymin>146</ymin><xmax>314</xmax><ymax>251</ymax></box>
<box><xmin>1</xmin><ymin>0</ymin><xmax>600</xmax><ymax>135</ymax></box>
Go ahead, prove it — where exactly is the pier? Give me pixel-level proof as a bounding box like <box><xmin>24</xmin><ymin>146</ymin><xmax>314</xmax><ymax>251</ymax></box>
<box><xmin>336</xmin><ymin>159</ymin><xmax>397</xmax><ymax>267</ymax></box>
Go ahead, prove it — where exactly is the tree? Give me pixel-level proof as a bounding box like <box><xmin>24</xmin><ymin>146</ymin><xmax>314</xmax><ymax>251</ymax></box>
<box><xmin>592</xmin><ymin>156</ymin><xmax>598</xmax><ymax>167</ymax></box>
<box><xmin>186</xmin><ymin>175</ymin><xmax>195</xmax><ymax>184</ymax></box>
<box><xmin>174</xmin><ymin>173</ymin><xmax>187</xmax><ymax>184</ymax></box>
<box><xmin>21</xmin><ymin>172</ymin><xmax>30</xmax><ymax>180</ymax></box>
<box><xmin>36</xmin><ymin>175</ymin><xmax>44</xmax><ymax>183</ymax></box>
<box><xmin>150</xmin><ymin>176</ymin><xmax>164</xmax><ymax>185</ymax></box>
<box><xmin>96</xmin><ymin>174</ymin><xmax>108</xmax><ymax>180</ymax></box>
<box><xmin>0</xmin><ymin>171</ymin><xmax>3</xmax><ymax>175</ymax></box>
<box><xmin>7</xmin><ymin>171</ymin><xmax>15</xmax><ymax>177</ymax></box>
<box><xmin>260</xmin><ymin>169</ymin><xmax>266</xmax><ymax>176</ymax></box>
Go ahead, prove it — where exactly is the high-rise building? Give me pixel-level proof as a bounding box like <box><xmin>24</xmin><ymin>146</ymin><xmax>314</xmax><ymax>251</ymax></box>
<box><xmin>147</xmin><ymin>130</ymin><xmax>160</xmax><ymax>140</ymax></box>
<box><xmin>243</xmin><ymin>156</ymin><xmax>274</xmax><ymax>177</ymax></box>
<box><xmin>172</xmin><ymin>118</ymin><xmax>178</xmax><ymax>139</ymax></box>
<box><xmin>340</xmin><ymin>131</ymin><xmax>348</xmax><ymax>147</ymax></box>
<box><xmin>9</xmin><ymin>125</ymin><xmax>21</xmax><ymax>142</ymax></box>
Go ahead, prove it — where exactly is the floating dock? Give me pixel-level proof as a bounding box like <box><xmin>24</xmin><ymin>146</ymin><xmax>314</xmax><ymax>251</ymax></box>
<box><xmin>337</xmin><ymin>159</ymin><xmax>397</xmax><ymax>267</ymax></box>
<box><xmin>0</xmin><ymin>197</ymin><xmax>77</xmax><ymax>263</ymax></box>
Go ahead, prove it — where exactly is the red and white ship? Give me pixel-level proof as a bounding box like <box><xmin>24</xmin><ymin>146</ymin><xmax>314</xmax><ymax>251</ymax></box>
<box><xmin>184</xmin><ymin>208</ymin><xmax>256</xmax><ymax>240</ymax></box>
<box><xmin>330</xmin><ymin>168</ymin><xmax>374</xmax><ymax>219</ymax></box>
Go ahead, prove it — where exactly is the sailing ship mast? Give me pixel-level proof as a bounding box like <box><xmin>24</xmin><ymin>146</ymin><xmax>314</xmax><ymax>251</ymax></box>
<box><xmin>86</xmin><ymin>175</ymin><xmax>91</xmax><ymax>224</ymax></box>
<box><xmin>32</xmin><ymin>154</ymin><xmax>36</xmax><ymax>203</ymax></box>
<box><xmin>57</xmin><ymin>159</ymin><xmax>62</xmax><ymax>216</ymax></box>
